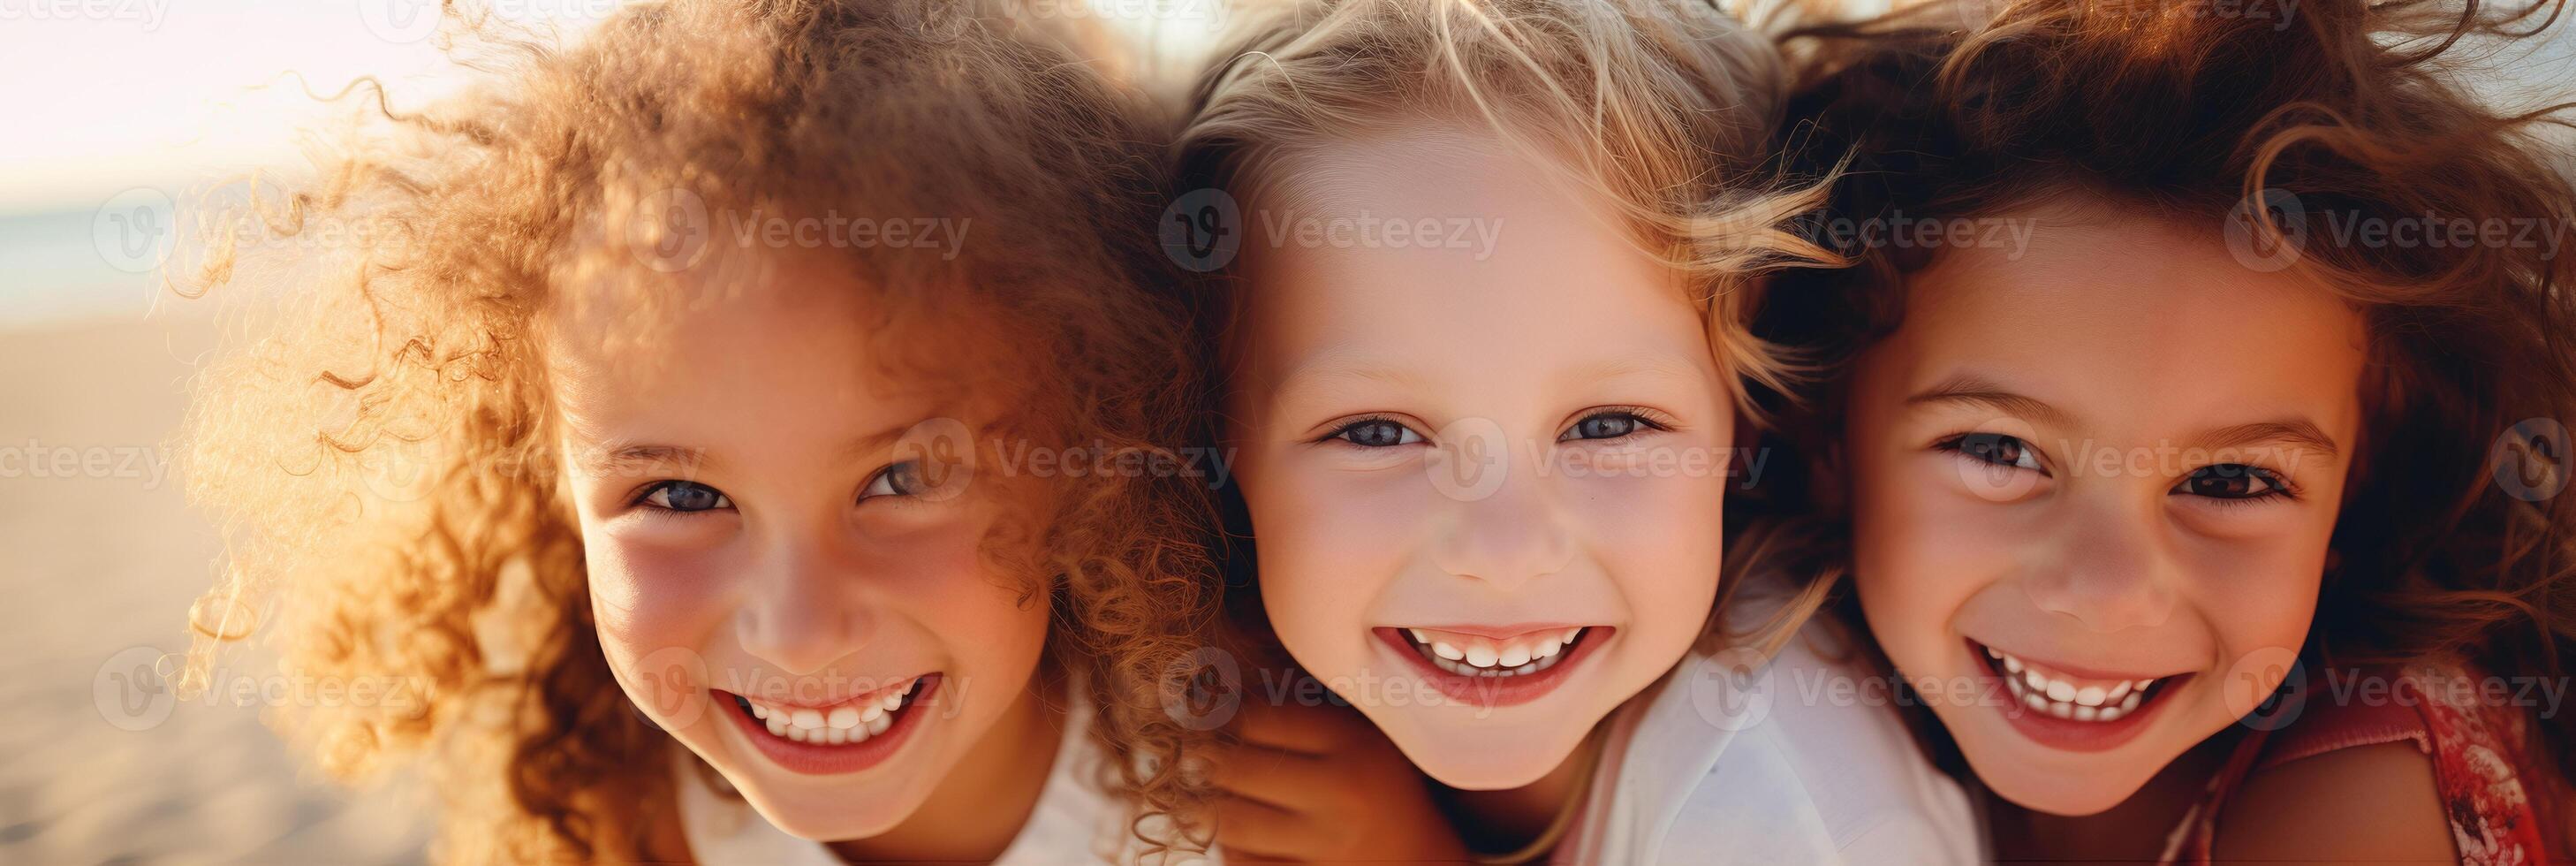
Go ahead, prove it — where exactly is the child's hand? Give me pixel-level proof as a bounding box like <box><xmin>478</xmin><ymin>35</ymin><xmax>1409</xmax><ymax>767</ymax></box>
<box><xmin>1215</xmin><ymin>697</ymin><xmax>1474</xmax><ymax>863</ymax></box>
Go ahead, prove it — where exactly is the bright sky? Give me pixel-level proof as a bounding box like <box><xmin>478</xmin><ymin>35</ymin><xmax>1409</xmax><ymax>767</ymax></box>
<box><xmin>0</xmin><ymin>0</ymin><xmax>2564</xmax><ymax>214</ymax></box>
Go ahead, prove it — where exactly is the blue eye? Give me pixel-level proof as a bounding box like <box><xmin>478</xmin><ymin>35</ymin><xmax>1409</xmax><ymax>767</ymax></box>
<box><xmin>640</xmin><ymin>480</ymin><xmax>731</xmax><ymax>513</ymax></box>
<box><xmin>2174</xmin><ymin>464</ymin><xmax>2293</xmax><ymax>501</ymax></box>
<box><xmin>1558</xmin><ymin>410</ymin><xmax>1663</xmax><ymax>442</ymax></box>
<box><xmin>860</xmin><ymin>461</ymin><xmax>926</xmax><ymax>500</ymax></box>
<box><xmin>1330</xmin><ymin>418</ymin><xmax>1423</xmax><ymax>447</ymax></box>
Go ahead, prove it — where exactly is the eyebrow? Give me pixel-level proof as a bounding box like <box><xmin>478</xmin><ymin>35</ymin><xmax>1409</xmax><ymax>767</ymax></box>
<box><xmin>1905</xmin><ymin>375</ymin><xmax>2079</xmax><ymax>429</ymax></box>
<box><xmin>1905</xmin><ymin>375</ymin><xmax>2344</xmax><ymax>462</ymax></box>
<box><xmin>573</xmin><ymin>421</ymin><xmax>928</xmax><ymax>478</ymax></box>
<box><xmin>2197</xmin><ymin>420</ymin><xmax>2342</xmax><ymax>462</ymax></box>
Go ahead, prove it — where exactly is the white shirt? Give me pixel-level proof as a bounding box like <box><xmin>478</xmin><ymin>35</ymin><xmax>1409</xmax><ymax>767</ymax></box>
<box><xmin>677</xmin><ymin>700</ymin><xmax>1201</xmax><ymax>865</ymax></box>
<box><xmin>1556</xmin><ymin>611</ymin><xmax>1983</xmax><ymax>864</ymax></box>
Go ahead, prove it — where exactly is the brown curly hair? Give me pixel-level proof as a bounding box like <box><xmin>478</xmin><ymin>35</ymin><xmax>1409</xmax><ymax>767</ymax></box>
<box><xmin>1738</xmin><ymin>0</ymin><xmax>2576</xmax><ymax>783</ymax></box>
<box><xmin>172</xmin><ymin>1</ymin><xmax>1220</xmax><ymax>861</ymax></box>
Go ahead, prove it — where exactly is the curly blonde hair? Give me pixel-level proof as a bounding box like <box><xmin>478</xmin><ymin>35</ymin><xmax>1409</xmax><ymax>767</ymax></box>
<box><xmin>1173</xmin><ymin>0</ymin><xmax>1849</xmax><ymax>655</ymax></box>
<box><xmin>174</xmin><ymin>1</ymin><xmax>1219</xmax><ymax>861</ymax></box>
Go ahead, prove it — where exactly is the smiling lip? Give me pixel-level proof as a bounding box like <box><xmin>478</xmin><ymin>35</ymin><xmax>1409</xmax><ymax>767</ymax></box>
<box><xmin>717</xmin><ymin>673</ymin><xmax>940</xmax><ymax>775</ymax></box>
<box><xmin>1966</xmin><ymin>639</ymin><xmax>2193</xmax><ymax>753</ymax></box>
<box><xmin>1375</xmin><ymin>625</ymin><xmax>1610</xmax><ymax>708</ymax></box>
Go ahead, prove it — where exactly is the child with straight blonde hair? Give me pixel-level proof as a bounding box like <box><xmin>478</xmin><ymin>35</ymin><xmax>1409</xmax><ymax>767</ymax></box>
<box><xmin>175</xmin><ymin>2</ymin><xmax>1220</xmax><ymax>862</ymax></box>
<box><xmin>1174</xmin><ymin>0</ymin><xmax>1981</xmax><ymax>861</ymax></box>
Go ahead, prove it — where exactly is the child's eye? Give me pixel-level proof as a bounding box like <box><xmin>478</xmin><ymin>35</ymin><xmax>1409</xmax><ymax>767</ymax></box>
<box><xmin>1939</xmin><ymin>432</ymin><xmax>2045</xmax><ymax>472</ymax></box>
<box><xmin>860</xmin><ymin>461</ymin><xmax>927</xmax><ymax>500</ymax></box>
<box><xmin>639</xmin><ymin>480</ymin><xmax>731</xmax><ymax>513</ymax></box>
<box><xmin>1557</xmin><ymin>409</ymin><xmax>1668</xmax><ymax>443</ymax></box>
<box><xmin>1328</xmin><ymin>417</ymin><xmax>1424</xmax><ymax>448</ymax></box>
<box><xmin>2172</xmin><ymin>464</ymin><xmax>2295</xmax><ymax>501</ymax></box>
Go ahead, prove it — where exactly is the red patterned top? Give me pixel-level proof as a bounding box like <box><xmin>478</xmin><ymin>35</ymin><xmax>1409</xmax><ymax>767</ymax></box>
<box><xmin>2170</xmin><ymin>664</ymin><xmax>2560</xmax><ymax>864</ymax></box>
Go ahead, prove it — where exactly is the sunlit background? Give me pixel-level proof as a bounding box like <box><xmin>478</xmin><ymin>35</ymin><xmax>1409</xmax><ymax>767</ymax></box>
<box><xmin>0</xmin><ymin>1</ymin><xmax>2565</xmax><ymax>862</ymax></box>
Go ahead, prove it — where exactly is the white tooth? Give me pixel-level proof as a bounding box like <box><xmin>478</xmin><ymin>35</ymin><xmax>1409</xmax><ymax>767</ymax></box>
<box><xmin>1498</xmin><ymin>643</ymin><xmax>1532</xmax><ymax>668</ymax></box>
<box><xmin>1442</xmin><ymin>658</ymin><xmax>1471</xmax><ymax>677</ymax></box>
<box><xmin>861</xmin><ymin>702</ymin><xmax>887</xmax><ymax>723</ymax></box>
<box><xmin>1408</xmin><ymin>627</ymin><xmax>1431</xmax><ymax>644</ymax></box>
<box><xmin>2023</xmin><ymin>691</ymin><xmax>2048</xmax><ymax>710</ymax></box>
<box><xmin>2004</xmin><ymin>654</ymin><xmax>2024</xmax><ymax>674</ymax></box>
<box><xmin>1432</xmin><ymin>642</ymin><xmax>1466</xmax><ymax>661</ymax></box>
<box><xmin>2119</xmin><ymin>692</ymin><xmax>2141</xmax><ymax>712</ymax></box>
<box><xmin>1534</xmin><ymin>638</ymin><xmax>1564</xmax><ymax>659</ymax></box>
<box><xmin>750</xmin><ymin>703</ymin><xmax>770</xmax><ymax>719</ymax></box>
<box><xmin>1534</xmin><ymin>652</ymin><xmax>1561</xmax><ymax>672</ymax></box>
<box><xmin>2023</xmin><ymin>669</ymin><xmax>2046</xmax><ymax>692</ymax></box>
<box><xmin>766</xmin><ymin>714</ymin><xmax>789</xmax><ymax>736</ymax></box>
<box><xmin>828</xmin><ymin>706</ymin><xmax>860</xmax><ymax>730</ymax></box>
<box><xmin>867</xmin><ymin>712</ymin><xmax>892</xmax><ymax>735</ymax></box>
<box><xmin>2046</xmin><ymin>680</ymin><xmax>2076</xmax><ymax>703</ymax></box>
<box><xmin>791</xmin><ymin>725</ymin><xmax>814</xmax><ymax>743</ymax></box>
<box><xmin>882</xmin><ymin>690</ymin><xmax>904</xmax><ymax>713</ymax></box>
<box><xmin>825</xmin><ymin>727</ymin><xmax>847</xmax><ymax>745</ymax></box>
<box><xmin>2097</xmin><ymin>705</ymin><xmax>2125</xmax><ymax>722</ymax></box>
<box><xmin>2049</xmin><ymin>701</ymin><xmax>2072</xmax><ymax>719</ymax></box>
<box><xmin>792</xmin><ymin>709</ymin><xmax>824</xmax><ymax>729</ymax></box>
<box><xmin>1511</xmin><ymin>662</ymin><xmax>1536</xmax><ymax>675</ymax></box>
<box><xmin>2133</xmin><ymin>678</ymin><xmax>2156</xmax><ymax>692</ymax></box>
<box><xmin>1466</xmin><ymin>644</ymin><xmax>1499</xmax><ymax>668</ymax></box>
<box><xmin>2107</xmin><ymin>680</ymin><xmax>2133</xmax><ymax>702</ymax></box>
<box><xmin>2074</xmin><ymin>705</ymin><xmax>2098</xmax><ymax>722</ymax></box>
<box><xmin>1561</xmin><ymin>627</ymin><xmax>1582</xmax><ymax>643</ymax></box>
<box><xmin>2074</xmin><ymin>686</ymin><xmax>2107</xmax><ymax>707</ymax></box>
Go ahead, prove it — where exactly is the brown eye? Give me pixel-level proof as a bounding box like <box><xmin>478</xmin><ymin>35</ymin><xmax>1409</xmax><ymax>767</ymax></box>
<box><xmin>1951</xmin><ymin>432</ymin><xmax>2039</xmax><ymax>470</ymax></box>
<box><xmin>2175</xmin><ymin>464</ymin><xmax>2288</xmax><ymax>500</ymax></box>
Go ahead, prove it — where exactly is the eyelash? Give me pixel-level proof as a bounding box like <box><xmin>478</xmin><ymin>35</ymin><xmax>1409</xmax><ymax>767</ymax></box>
<box><xmin>1930</xmin><ymin>432</ymin><xmax>2303</xmax><ymax>504</ymax></box>
<box><xmin>625</xmin><ymin>462</ymin><xmax>925</xmax><ymax>515</ymax></box>
<box><xmin>1314</xmin><ymin>407</ymin><xmax>1676</xmax><ymax>447</ymax></box>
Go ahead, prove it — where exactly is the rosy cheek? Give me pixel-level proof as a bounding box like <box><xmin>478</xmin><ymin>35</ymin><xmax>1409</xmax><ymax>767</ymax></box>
<box><xmin>586</xmin><ymin>532</ymin><xmax>733</xmax><ymax>662</ymax></box>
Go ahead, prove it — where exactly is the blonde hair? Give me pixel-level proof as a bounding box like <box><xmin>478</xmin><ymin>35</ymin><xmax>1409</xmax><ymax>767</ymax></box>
<box><xmin>175</xmin><ymin>1</ymin><xmax>1218</xmax><ymax>861</ymax></box>
<box><xmin>1173</xmin><ymin>0</ymin><xmax>1845</xmax><ymax>659</ymax></box>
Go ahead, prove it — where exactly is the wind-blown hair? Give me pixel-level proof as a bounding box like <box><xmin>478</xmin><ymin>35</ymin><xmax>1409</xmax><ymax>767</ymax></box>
<box><xmin>174</xmin><ymin>1</ymin><xmax>1218</xmax><ymax>860</ymax></box>
<box><xmin>1749</xmin><ymin>0</ymin><xmax>2576</xmax><ymax>783</ymax></box>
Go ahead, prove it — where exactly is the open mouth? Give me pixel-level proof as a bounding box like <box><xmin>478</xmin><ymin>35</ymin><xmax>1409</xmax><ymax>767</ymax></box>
<box><xmin>716</xmin><ymin>674</ymin><xmax>939</xmax><ymax>775</ymax></box>
<box><xmin>1968</xmin><ymin>639</ymin><xmax>2191</xmax><ymax>751</ymax></box>
<box><xmin>1377</xmin><ymin>625</ymin><xmax>1610</xmax><ymax>708</ymax></box>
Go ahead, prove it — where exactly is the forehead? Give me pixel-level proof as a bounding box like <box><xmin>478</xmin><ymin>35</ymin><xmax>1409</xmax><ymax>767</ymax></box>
<box><xmin>1233</xmin><ymin>128</ymin><xmax>1714</xmax><ymax>392</ymax></box>
<box><xmin>542</xmin><ymin>254</ymin><xmax>1005</xmax><ymax>442</ymax></box>
<box><xmin>1886</xmin><ymin>203</ymin><xmax>2369</xmax><ymax>432</ymax></box>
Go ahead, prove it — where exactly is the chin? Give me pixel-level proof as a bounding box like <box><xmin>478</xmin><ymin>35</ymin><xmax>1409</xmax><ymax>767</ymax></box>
<box><xmin>1377</xmin><ymin>710</ymin><xmax>1595</xmax><ymax>791</ymax></box>
<box><xmin>1963</xmin><ymin>746</ymin><xmax>2152</xmax><ymax>817</ymax></box>
<box><xmin>738</xmin><ymin>783</ymin><xmax>914</xmax><ymax>840</ymax></box>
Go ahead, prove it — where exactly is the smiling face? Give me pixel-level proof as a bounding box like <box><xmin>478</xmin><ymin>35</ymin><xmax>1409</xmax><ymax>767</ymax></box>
<box><xmin>546</xmin><ymin>256</ymin><xmax>1051</xmax><ymax>839</ymax></box>
<box><xmin>1224</xmin><ymin>128</ymin><xmax>1734</xmax><ymax>789</ymax></box>
<box><xmin>1843</xmin><ymin>199</ymin><xmax>2369</xmax><ymax>815</ymax></box>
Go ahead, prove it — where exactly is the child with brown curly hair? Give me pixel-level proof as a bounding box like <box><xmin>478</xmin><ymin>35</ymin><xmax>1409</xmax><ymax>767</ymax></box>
<box><xmin>1758</xmin><ymin>0</ymin><xmax>2576</xmax><ymax>860</ymax></box>
<box><xmin>172</xmin><ymin>2</ymin><xmax>1218</xmax><ymax>862</ymax></box>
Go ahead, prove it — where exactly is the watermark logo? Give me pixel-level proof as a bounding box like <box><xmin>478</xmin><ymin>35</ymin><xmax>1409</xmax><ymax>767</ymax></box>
<box><xmin>629</xmin><ymin>187</ymin><xmax>710</xmax><ymax>273</ymax></box>
<box><xmin>2224</xmin><ymin>187</ymin><xmax>2308</xmax><ymax>272</ymax></box>
<box><xmin>2223</xmin><ymin>646</ymin><xmax>2306</xmax><ymax>731</ymax></box>
<box><xmin>1162</xmin><ymin>187</ymin><xmax>1242</xmax><ymax>273</ymax></box>
<box><xmin>2493</xmin><ymin>418</ymin><xmax>2569</xmax><ymax>503</ymax></box>
<box><xmin>1425</xmin><ymin>417</ymin><xmax>1509</xmax><ymax>503</ymax></box>
<box><xmin>893</xmin><ymin>417</ymin><xmax>977</xmax><ymax>504</ymax></box>
<box><xmin>93</xmin><ymin>186</ymin><xmax>178</xmax><ymax>275</ymax></box>
<box><xmin>1687</xmin><ymin>646</ymin><xmax>1778</xmax><ymax>732</ymax></box>
<box><xmin>1161</xmin><ymin>646</ymin><xmax>1243</xmax><ymax>731</ymax></box>
<box><xmin>94</xmin><ymin>646</ymin><xmax>178</xmax><ymax>732</ymax></box>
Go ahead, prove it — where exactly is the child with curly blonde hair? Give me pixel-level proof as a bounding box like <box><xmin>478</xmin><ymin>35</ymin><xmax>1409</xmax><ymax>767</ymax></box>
<box><xmin>174</xmin><ymin>2</ymin><xmax>1218</xmax><ymax>862</ymax></box>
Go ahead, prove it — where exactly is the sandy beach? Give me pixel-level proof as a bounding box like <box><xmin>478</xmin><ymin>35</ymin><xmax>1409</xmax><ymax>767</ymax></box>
<box><xmin>0</xmin><ymin>310</ymin><xmax>430</xmax><ymax>864</ymax></box>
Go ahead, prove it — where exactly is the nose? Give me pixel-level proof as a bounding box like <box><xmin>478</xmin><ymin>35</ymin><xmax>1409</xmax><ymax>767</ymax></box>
<box><xmin>733</xmin><ymin>531</ymin><xmax>876</xmax><ymax>676</ymax></box>
<box><xmin>1428</xmin><ymin>459</ymin><xmax>1575</xmax><ymax>591</ymax></box>
<box><xmin>2021</xmin><ymin>494</ymin><xmax>2179</xmax><ymax>634</ymax></box>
